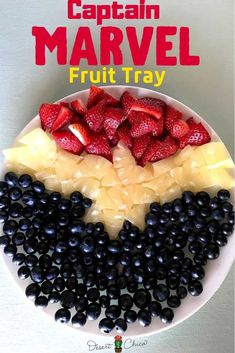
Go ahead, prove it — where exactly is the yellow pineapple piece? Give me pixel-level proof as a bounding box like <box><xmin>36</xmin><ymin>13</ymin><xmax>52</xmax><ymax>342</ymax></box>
<box><xmin>44</xmin><ymin>175</ymin><xmax>61</xmax><ymax>192</ymax></box>
<box><xmin>35</xmin><ymin>168</ymin><xmax>56</xmax><ymax>181</ymax></box>
<box><xmin>101</xmin><ymin>168</ymin><xmax>121</xmax><ymax>187</ymax></box>
<box><xmin>81</xmin><ymin>154</ymin><xmax>113</xmax><ymax>180</ymax></box>
<box><xmin>152</xmin><ymin>156</ymin><xmax>175</xmax><ymax>177</ymax></box>
<box><xmin>96</xmin><ymin>188</ymin><xmax>116</xmax><ymax>210</ymax></box>
<box><xmin>125</xmin><ymin>204</ymin><xmax>148</xmax><ymax>230</ymax></box>
<box><xmin>113</xmin><ymin>142</ymin><xmax>136</xmax><ymax>169</ymax></box>
<box><xmin>183</xmin><ymin>148</ymin><xmax>206</xmax><ymax>170</ymax></box>
<box><xmin>160</xmin><ymin>184</ymin><xmax>182</xmax><ymax>203</ymax></box>
<box><xmin>126</xmin><ymin>185</ymin><xmax>156</xmax><ymax>205</ymax></box>
<box><xmin>84</xmin><ymin>206</ymin><xmax>104</xmax><ymax>224</ymax></box>
<box><xmin>198</xmin><ymin>142</ymin><xmax>234</xmax><ymax>169</ymax></box>
<box><xmin>74</xmin><ymin>178</ymin><xmax>100</xmax><ymax>199</ymax></box>
<box><xmin>19</xmin><ymin>128</ymin><xmax>56</xmax><ymax>159</ymax></box>
<box><xmin>173</xmin><ymin>145</ymin><xmax>196</xmax><ymax>166</ymax></box>
<box><xmin>107</xmin><ymin>188</ymin><xmax>127</xmax><ymax>210</ymax></box>
<box><xmin>102</xmin><ymin>210</ymin><xmax>125</xmax><ymax>239</ymax></box>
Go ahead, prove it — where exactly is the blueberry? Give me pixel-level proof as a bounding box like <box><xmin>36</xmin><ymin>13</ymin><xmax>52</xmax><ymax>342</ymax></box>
<box><xmin>124</xmin><ymin>310</ymin><xmax>137</xmax><ymax>323</ymax></box>
<box><xmin>71</xmin><ymin>205</ymin><xmax>85</xmax><ymax>218</ymax></box>
<box><xmin>180</xmin><ymin>271</ymin><xmax>191</xmax><ymax>285</ymax></box>
<box><xmin>17</xmin><ymin>266</ymin><xmax>30</xmax><ymax>279</ymax></box>
<box><xmin>99</xmin><ymin>318</ymin><xmax>114</xmax><ymax>334</ymax></box>
<box><xmin>0</xmin><ymin>210</ymin><xmax>8</xmax><ymax>223</ymax></box>
<box><xmin>153</xmin><ymin>284</ymin><xmax>170</xmax><ymax>302</ymax></box>
<box><xmin>203</xmin><ymin>243</ymin><xmax>220</xmax><ymax>260</ymax></box>
<box><xmin>146</xmin><ymin>259</ymin><xmax>156</xmax><ymax>274</ymax></box>
<box><xmin>19</xmin><ymin>174</ymin><xmax>32</xmax><ymax>188</ymax></box>
<box><xmin>49</xmin><ymin>192</ymin><xmax>61</xmax><ymax>203</ymax></box>
<box><xmin>173</xmin><ymin>199</ymin><xmax>183</xmax><ymax>213</ymax></box>
<box><xmin>23</xmin><ymin>206</ymin><xmax>33</xmax><ymax>218</ymax></box>
<box><xmin>133</xmin><ymin>289</ymin><xmax>151</xmax><ymax>309</ymax></box>
<box><xmin>24</xmin><ymin>254</ymin><xmax>38</xmax><ymax>267</ymax></box>
<box><xmin>53</xmin><ymin>277</ymin><xmax>66</xmax><ymax>292</ymax></box>
<box><xmin>208</xmin><ymin>220</ymin><xmax>220</xmax><ymax>233</ymax></box>
<box><xmin>198</xmin><ymin>230</ymin><xmax>211</xmax><ymax>245</ymax></box>
<box><xmin>138</xmin><ymin>309</ymin><xmax>152</xmax><ymax>327</ymax></box>
<box><xmin>222</xmin><ymin>202</ymin><xmax>233</xmax><ymax>213</ymax></box>
<box><xmin>155</xmin><ymin>266</ymin><xmax>167</xmax><ymax>280</ymax></box>
<box><xmin>0</xmin><ymin>196</ymin><xmax>10</xmax><ymax>209</ymax></box>
<box><xmin>107</xmin><ymin>240</ymin><xmax>122</xmax><ymax>254</ymax></box>
<box><xmin>12</xmin><ymin>253</ymin><xmax>25</xmax><ymax>266</ymax></box>
<box><xmin>182</xmin><ymin>191</ymin><xmax>194</xmax><ymax>205</ymax></box>
<box><xmin>196</xmin><ymin>191</ymin><xmax>210</xmax><ymax>206</ymax></box>
<box><xmin>84</xmin><ymin>272</ymin><xmax>96</xmax><ymax>287</ymax></box>
<box><xmin>200</xmin><ymin>207</ymin><xmax>211</xmax><ymax>218</ymax></box>
<box><xmin>214</xmin><ymin>233</ymin><xmax>228</xmax><ymax>247</ymax></box>
<box><xmin>31</xmin><ymin>266</ymin><xmax>45</xmax><ymax>283</ymax></box>
<box><xmin>69</xmin><ymin>220</ymin><xmax>85</xmax><ymax>235</ymax></box>
<box><xmin>35</xmin><ymin>295</ymin><xmax>48</xmax><ymax>308</ymax></box>
<box><xmin>46</xmin><ymin>266</ymin><xmax>59</xmax><ymax>281</ymax></box>
<box><xmin>0</xmin><ymin>182</ymin><xmax>8</xmax><ymax>196</ymax></box>
<box><xmin>5</xmin><ymin>172</ymin><xmax>18</xmax><ymax>187</ymax></box>
<box><xmin>60</xmin><ymin>263</ymin><xmax>73</xmax><ymax>278</ymax></box>
<box><xmin>188</xmin><ymin>281</ymin><xmax>203</xmax><ymax>296</ymax></box>
<box><xmin>145</xmin><ymin>212</ymin><xmax>158</xmax><ymax>226</ymax></box>
<box><xmin>87</xmin><ymin>303</ymin><xmax>101</xmax><ymax>320</ymax></box>
<box><xmin>9</xmin><ymin>202</ymin><xmax>23</xmax><ymax>216</ymax></box>
<box><xmin>220</xmin><ymin>223</ymin><xmax>233</xmax><ymax>237</ymax></box>
<box><xmin>66</xmin><ymin>277</ymin><xmax>77</xmax><ymax>291</ymax></box>
<box><xmin>217</xmin><ymin>189</ymin><xmax>230</xmax><ymax>201</ymax></box>
<box><xmin>115</xmin><ymin>318</ymin><xmax>127</xmax><ymax>333</ymax></box>
<box><xmin>72</xmin><ymin>312</ymin><xmax>87</xmax><ymax>327</ymax></box>
<box><xmin>55</xmin><ymin>241</ymin><xmax>67</xmax><ymax>254</ymax></box>
<box><xmin>148</xmin><ymin>301</ymin><xmax>162</xmax><ymax>317</ymax></box>
<box><xmin>107</xmin><ymin>285</ymin><xmax>120</xmax><ymax>299</ymax></box>
<box><xmin>22</xmin><ymin>191</ymin><xmax>37</xmax><ymax>207</ymax></box>
<box><xmin>176</xmin><ymin>286</ymin><xmax>188</xmax><ymax>299</ymax></box>
<box><xmin>3</xmin><ymin>220</ymin><xmax>18</xmax><ymax>236</ymax></box>
<box><xmin>75</xmin><ymin>297</ymin><xmax>88</xmax><ymax>312</ymax></box>
<box><xmin>160</xmin><ymin>308</ymin><xmax>174</xmax><ymax>324</ymax></box>
<box><xmin>25</xmin><ymin>283</ymin><xmax>40</xmax><ymax>299</ymax></box>
<box><xmin>188</xmin><ymin>241</ymin><xmax>202</xmax><ymax>255</ymax></box>
<box><xmin>0</xmin><ymin>235</ymin><xmax>10</xmax><ymax>247</ymax></box>
<box><xmin>167</xmin><ymin>275</ymin><xmax>179</xmax><ymax>290</ymax></box>
<box><xmin>144</xmin><ymin>245</ymin><xmax>155</xmax><ymax>258</ymax></box>
<box><xmin>117</xmin><ymin>276</ymin><xmax>127</xmax><ymax>289</ymax></box>
<box><xmin>99</xmin><ymin>295</ymin><xmax>110</xmax><ymax>308</ymax></box>
<box><xmin>73</xmin><ymin>263</ymin><xmax>85</xmax><ymax>279</ymax></box>
<box><xmin>156</xmin><ymin>247</ymin><xmax>171</xmax><ymax>265</ymax></box>
<box><xmin>4</xmin><ymin>244</ymin><xmax>17</xmax><ymax>257</ymax></box>
<box><xmin>133</xmin><ymin>268</ymin><xmax>145</xmax><ymax>284</ymax></box>
<box><xmin>19</xmin><ymin>218</ymin><xmax>31</xmax><ymax>231</ymax></box>
<box><xmin>144</xmin><ymin>277</ymin><xmax>156</xmax><ymax>290</ymax></box>
<box><xmin>80</xmin><ymin>237</ymin><xmax>95</xmax><ymax>254</ymax></box>
<box><xmin>193</xmin><ymin>254</ymin><xmax>207</xmax><ymax>266</ymax></box>
<box><xmin>118</xmin><ymin>294</ymin><xmax>133</xmax><ymax>311</ymax></box>
<box><xmin>212</xmin><ymin>209</ymin><xmax>225</xmax><ymax>221</ymax></box>
<box><xmin>167</xmin><ymin>295</ymin><xmax>181</xmax><ymax>308</ymax></box>
<box><xmin>55</xmin><ymin>308</ymin><xmax>71</xmax><ymax>324</ymax></box>
<box><xmin>70</xmin><ymin>191</ymin><xmax>83</xmax><ymax>204</ymax></box>
<box><xmin>32</xmin><ymin>181</ymin><xmax>45</xmax><ymax>194</ymax></box>
<box><xmin>23</xmin><ymin>238</ymin><xmax>37</xmax><ymax>254</ymax></box>
<box><xmin>87</xmin><ymin>288</ymin><xmax>100</xmax><ymax>302</ymax></box>
<box><xmin>187</xmin><ymin>205</ymin><xmax>198</xmax><ymax>217</ymax></box>
<box><xmin>48</xmin><ymin>292</ymin><xmax>60</xmax><ymax>304</ymax></box>
<box><xmin>60</xmin><ymin>290</ymin><xmax>76</xmax><ymax>309</ymax></box>
<box><xmin>150</xmin><ymin>202</ymin><xmax>161</xmax><ymax>214</ymax></box>
<box><xmin>82</xmin><ymin>197</ymin><xmax>92</xmax><ymax>208</ymax></box>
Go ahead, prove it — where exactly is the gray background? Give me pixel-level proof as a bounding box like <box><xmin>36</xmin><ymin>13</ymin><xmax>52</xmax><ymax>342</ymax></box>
<box><xmin>0</xmin><ymin>0</ymin><xmax>234</xmax><ymax>352</ymax></box>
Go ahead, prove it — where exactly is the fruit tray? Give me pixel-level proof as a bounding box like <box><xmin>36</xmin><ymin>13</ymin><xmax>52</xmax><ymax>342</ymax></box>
<box><xmin>0</xmin><ymin>86</ymin><xmax>234</xmax><ymax>337</ymax></box>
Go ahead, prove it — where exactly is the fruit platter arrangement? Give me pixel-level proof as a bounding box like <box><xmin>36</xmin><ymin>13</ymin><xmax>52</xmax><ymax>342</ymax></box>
<box><xmin>0</xmin><ymin>86</ymin><xmax>234</xmax><ymax>336</ymax></box>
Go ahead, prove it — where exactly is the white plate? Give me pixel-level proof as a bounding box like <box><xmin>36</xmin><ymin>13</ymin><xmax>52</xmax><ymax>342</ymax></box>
<box><xmin>0</xmin><ymin>85</ymin><xmax>234</xmax><ymax>338</ymax></box>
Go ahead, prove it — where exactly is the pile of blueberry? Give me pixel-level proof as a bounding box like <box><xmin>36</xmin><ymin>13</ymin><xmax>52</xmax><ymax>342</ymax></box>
<box><xmin>0</xmin><ymin>171</ymin><xmax>234</xmax><ymax>334</ymax></box>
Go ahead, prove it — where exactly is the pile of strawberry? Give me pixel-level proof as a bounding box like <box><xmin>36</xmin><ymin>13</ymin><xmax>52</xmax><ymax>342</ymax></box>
<box><xmin>39</xmin><ymin>86</ymin><xmax>211</xmax><ymax>166</ymax></box>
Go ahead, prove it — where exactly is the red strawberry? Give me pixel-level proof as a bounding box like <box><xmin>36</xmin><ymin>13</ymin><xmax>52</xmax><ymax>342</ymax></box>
<box><xmin>52</xmin><ymin>131</ymin><xmax>83</xmax><ymax>155</ymax></box>
<box><xmin>59</xmin><ymin>102</ymin><xmax>69</xmax><ymax>107</ymax></box>
<box><xmin>186</xmin><ymin>117</ymin><xmax>197</xmax><ymax>126</ymax></box>
<box><xmin>170</xmin><ymin>119</ymin><xmax>189</xmax><ymax>139</ymax></box>
<box><xmin>103</xmin><ymin>108</ymin><xmax>124</xmax><ymax>140</ymax></box>
<box><xmin>39</xmin><ymin>104</ymin><xmax>61</xmax><ymax>131</ymax></box>
<box><xmin>69</xmin><ymin>122</ymin><xmax>92</xmax><ymax>145</ymax></box>
<box><xmin>51</xmin><ymin>107</ymin><xmax>74</xmax><ymax>132</ymax></box>
<box><xmin>85</xmin><ymin>133</ymin><xmax>112</xmax><ymax>161</ymax></box>
<box><xmin>131</xmin><ymin>97</ymin><xmax>165</xmax><ymax>120</ymax></box>
<box><xmin>104</xmin><ymin>93</ymin><xmax>120</xmax><ymax>107</ymax></box>
<box><xmin>84</xmin><ymin>100</ymin><xmax>106</xmax><ymax>132</ymax></box>
<box><xmin>120</xmin><ymin>91</ymin><xmax>136</xmax><ymax>116</ymax></box>
<box><xmin>87</xmin><ymin>86</ymin><xmax>104</xmax><ymax>109</ymax></box>
<box><xmin>152</xmin><ymin>116</ymin><xmax>164</xmax><ymax>137</ymax></box>
<box><xmin>140</xmin><ymin>136</ymin><xmax>178</xmax><ymax>166</ymax></box>
<box><xmin>179</xmin><ymin>123</ymin><xmax>211</xmax><ymax>149</ymax></box>
<box><xmin>71</xmin><ymin>99</ymin><xmax>87</xmax><ymax>116</ymax></box>
<box><xmin>116</xmin><ymin>122</ymin><xmax>132</xmax><ymax>149</ymax></box>
<box><xmin>128</xmin><ymin>111</ymin><xmax>138</xmax><ymax>124</ymax></box>
<box><xmin>131</xmin><ymin>134</ymin><xmax>151</xmax><ymax>160</ymax></box>
<box><xmin>130</xmin><ymin>112</ymin><xmax>162</xmax><ymax>138</ymax></box>
<box><xmin>165</xmin><ymin>106</ymin><xmax>183</xmax><ymax>131</ymax></box>
<box><xmin>110</xmin><ymin>135</ymin><xmax>119</xmax><ymax>147</ymax></box>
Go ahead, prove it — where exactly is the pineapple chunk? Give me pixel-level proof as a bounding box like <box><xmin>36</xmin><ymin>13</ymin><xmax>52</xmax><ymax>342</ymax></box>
<box><xmin>198</xmin><ymin>142</ymin><xmax>234</xmax><ymax>169</ymax></box>
<box><xmin>126</xmin><ymin>185</ymin><xmax>156</xmax><ymax>205</ymax></box>
<box><xmin>113</xmin><ymin>142</ymin><xmax>136</xmax><ymax>169</ymax></box>
<box><xmin>101</xmin><ymin>168</ymin><xmax>121</xmax><ymax>187</ymax></box>
<box><xmin>152</xmin><ymin>156</ymin><xmax>175</xmax><ymax>177</ymax></box>
<box><xmin>44</xmin><ymin>175</ymin><xmax>61</xmax><ymax>192</ymax></box>
<box><xmin>102</xmin><ymin>210</ymin><xmax>125</xmax><ymax>239</ymax></box>
<box><xmin>74</xmin><ymin>178</ymin><xmax>100</xmax><ymax>199</ymax></box>
<box><xmin>125</xmin><ymin>204</ymin><xmax>148</xmax><ymax>230</ymax></box>
<box><xmin>84</xmin><ymin>206</ymin><xmax>104</xmax><ymax>224</ymax></box>
<box><xmin>160</xmin><ymin>184</ymin><xmax>182</xmax><ymax>203</ymax></box>
<box><xmin>96</xmin><ymin>188</ymin><xmax>116</xmax><ymax>210</ymax></box>
<box><xmin>173</xmin><ymin>145</ymin><xmax>196</xmax><ymax>166</ymax></box>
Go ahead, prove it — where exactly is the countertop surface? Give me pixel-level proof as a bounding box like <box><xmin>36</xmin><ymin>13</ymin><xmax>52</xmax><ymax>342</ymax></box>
<box><xmin>0</xmin><ymin>1</ymin><xmax>234</xmax><ymax>352</ymax></box>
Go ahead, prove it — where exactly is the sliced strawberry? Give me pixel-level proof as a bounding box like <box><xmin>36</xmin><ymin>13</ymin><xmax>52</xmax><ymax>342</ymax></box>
<box><xmin>179</xmin><ymin>123</ymin><xmax>211</xmax><ymax>149</ymax></box>
<box><xmin>51</xmin><ymin>107</ymin><xmax>74</xmax><ymax>132</ymax></box>
<box><xmin>128</xmin><ymin>111</ymin><xmax>138</xmax><ymax>124</ymax></box>
<box><xmin>186</xmin><ymin>117</ymin><xmax>197</xmax><ymax>126</ymax></box>
<box><xmin>170</xmin><ymin>119</ymin><xmax>189</xmax><ymax>139</ymax></box>
<box><xmin>131</xmin><ymin>134</ymin><xmax>151</xmax><ymax>160</ymax></box>
<box><xmin>84</xmin><ymin>100</ymin><xmax>106</xmax><ymax>132</ymax></box>
<box><xmin>69</xmin><ymin>122</ymin><xmax>92</xmax><ymax>145</ymax></box>
<box><xmin>130</xmin><ymin>112</ymin><xmax>162</xmax><ymax>138</ymax></box>
<box><xmin>87</xmin><ymin>86</ymin><xmax>104</xmax><ymax>109</ymax></box>
<box><xmin>104</xmin><ymin>93</ymin><xmax>120</xmax><ymax>107</ymax></box>
<box><xmin>120</xmin><ymin>91</ymin><xmax>136</xmax><ymax>116</ymax></box>
<box><xmin>165</xmin><ymin>106</ymin><xmax>183</xmax><ymax>131</ymax></box>
<box><xmin>103</xmin><ymin>108</ymin><xmax>124</xmax><ymax>140</ymax></box>
<box><xmin>39</xmin><ymin>104</ymin><xmax>61</xmax><ymax>131</ymax></box>
<box><xmin>71</xmin><ymin>99</ymin><xmax>88</xmax><ymax>116</ymax></box>
<box><xmin>110</xmin><ymin>135</ymin><xmax>119</xmax><ymax>147</ymax></box>
<box><xmin>116</xmin><ymin>122</ymin><xmax>132</xmax><ymax>149</ymax></box>
<box><xmin>59</xmin><ymin>102</ymin><xmax>70</xmax><ymax>107</ymax></box>
<box><xmin>152</xmin><ymin>116</ymin><xmax>164</xmax><ymax>137</ymax></box>
<box><xmin>131</xmin><ymin>97</ymin><xmax>165</xmax><ymax>120</ymax></box>
<box><xmin>85</xmin><ymin>133</ymin><xmax>112</xmax><ymax>161</ymax></box>
<box><xmin>140</xmin><ymin>136</ymin><xmax>178</xmax><ymax>166</ymax></box>
<box><xmin>52</xmin><ymin>131</ymin><xmax>84</xmax><ymax>155</ymax></box>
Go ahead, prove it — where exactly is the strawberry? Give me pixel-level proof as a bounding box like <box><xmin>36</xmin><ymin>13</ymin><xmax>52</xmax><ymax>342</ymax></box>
<box><xmin>84</xmin><ymin>100</ymin><xmax>106</xmax><ymax>132</ymax></box>
<box><xmin>179</xmin><ymin>123</ymin><xmax>211</xmax><ymax>149</ymax></box>
<box><xmin>85</xmin><ymin>133</ymin><xmax>112</xmax><ymax>161</ymax></box>
<box><xmin>103</xmin><ymin>108</ymin><xmax>124</xmax><ymax>140</ymax></box>
<box><xmin>165</xmin><ymin>106</ymin><xmax>183</xmax><ymax>131</ymax></box>
<box><xmin>52</xmin><ymin>131</ymin><xmax>84</xmax><ymax>155</ymax></box>
<box><xmin>104</xmin><ymin>93</ymin><xmax>120</xmax><ymax>107</ymax></box>
<box><xmin>39</xmin><ymin>104</ymin><xmax>61</xmax><ymax>131</ymax></box>
<box><xmin>59</xmin><ymin>102</ymin><xmax>70</xmax><ymax>107</ymax></box>
<box><xmin>131</xmin><ymin>134</ymin><xmax>151</xmax><ymax>160</ymax></box>
<box><xmin>110</xmin><ymin>135</ymin><xmax>119</xmax><ymax>147</ymax></box>
<box><xmin>170</xmin><ymin>119</ymin><xmax>189</xmax><ymax>139</ymax></box>
<box><xmin>87</xmin><ymin>86</ymin><xmax>104</xmax><ymax>109</ymax></box>
<box><xmin>140</xmin><ymin>136</ymin><xmax>178</xmax><ymax>166</ymax></box>
<box><xmin>131</xmin><ymin>97</ymin><xmax>165</xmax><ymax>120</ymax></box>
<box><xmin>71</xmin><ymin>99</ymin><xmax>87</xmax><ymax>116</ymax></box>
<box><xmin>152</xmin><ymin>116</ymin><xmax>164</xmax><ymax>137</ymax></box>
<box><xmin>186</xmin><ymin>117</ymin><xmax>197</xmax><ymax>126</ymax></box>
<box><xmin>120</xmin><ymin>91</ymin><xmax>136</xmax><ymax>116</ymax></box>
<box><xmin>128</xmin><ymin>111</ymin><xmax>138</xmax><ymax>124</ymax></box>
<box><xmin>130</xmin><ymin>112</ymin><xmax>162</xmax><ymax>138</ymax></box>
<box><xmin>51</xmin><ymin>107</ymin><xmax>74</xmax><ymax>132</ymax></box>
<box><xmin>69</xmin><ymin>122</ymin><xmax>92</xmax><ymax>145</ymax></box>
<box><xmin>116</xmin><ymin>122</ymin><xmax>132</xmax><ymax>149</ymax></box>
